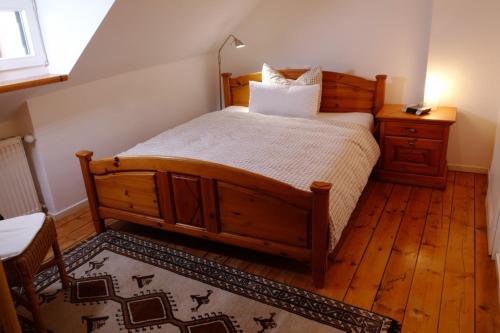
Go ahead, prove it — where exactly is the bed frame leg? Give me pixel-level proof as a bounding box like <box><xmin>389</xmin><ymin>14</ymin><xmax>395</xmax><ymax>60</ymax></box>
<box><xmin>94</xmin><ymin>218</ymin><xmax>106</xmax><ymax>233</ymax></box>
<box><xmin>310</xmin><ymin>181</ymin><xmax>332</xmax><ymax>289</ymax></box>
<box><xmin>76</xmin><ymin>150</ymin><xmax>105</xmax><ymax>234</ymax></box>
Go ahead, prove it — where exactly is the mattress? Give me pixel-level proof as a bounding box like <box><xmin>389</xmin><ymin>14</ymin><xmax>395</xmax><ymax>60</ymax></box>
<box><xmin>224</xmin><ymin>105</ymin><xmax>375</xmax><ymax>131</ymax></box>
<box><xmin>121</xmin><ymin>111</ymin><xmax>380</xmax><ymax>251</ymax></box>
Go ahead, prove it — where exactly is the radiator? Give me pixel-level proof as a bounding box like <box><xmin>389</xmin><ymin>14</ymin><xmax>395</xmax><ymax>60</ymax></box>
<box><xmin>0</xmin><ymin>136</ymin><xmax>41</xmax><ymax>218</ymax></box>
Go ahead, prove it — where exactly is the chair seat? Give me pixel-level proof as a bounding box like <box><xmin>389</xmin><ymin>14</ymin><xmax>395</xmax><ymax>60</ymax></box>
<box><xmin>0</xmin><ymin>212</ymin><xmax>45</xmax><ymax>261</ymax></box>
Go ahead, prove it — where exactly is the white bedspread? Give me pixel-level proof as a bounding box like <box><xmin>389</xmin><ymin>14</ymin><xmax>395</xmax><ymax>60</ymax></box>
<box><xmin>121</xmin><ymin>111</ymin><xmax>380</xmax><ymax>250</ymax></box>
<box><xmin>225</xmin><ymin>105</ymin><xmax>375</xmax><ymax>131</ymax></box>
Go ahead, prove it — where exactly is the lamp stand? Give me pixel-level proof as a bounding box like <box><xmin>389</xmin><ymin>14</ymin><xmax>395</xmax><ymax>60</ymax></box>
<box><xmin>218</xmin><ymin>50</ymin><xmax>223</xmax><ymax>110</ymax></box>
<box><xmin>218</xmin><ymin>34</ymin><xmax>245</xmax><ymax>110</ymax></box>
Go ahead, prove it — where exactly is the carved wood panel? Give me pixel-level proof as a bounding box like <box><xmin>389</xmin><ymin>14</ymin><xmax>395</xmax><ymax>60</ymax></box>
<box><xmin>218</xmin><ymin>182</ymin><xmax>309</xmax><ymax>248</ymax></box>
<box><xmin>171</xmin><ymin>173</ymin><xmax>204</xmax><ymax>228</ymax></box>
<box><xmin>94</xmin><ymin>172</ymin><xmax>160</xmax><ymax>217</ymax></box>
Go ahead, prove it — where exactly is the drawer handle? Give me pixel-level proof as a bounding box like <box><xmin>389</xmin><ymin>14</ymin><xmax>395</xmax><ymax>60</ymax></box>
<box><xmin>408</xmin><ymin>140</ymin><xmax>416</xmax><ymax>147</ymax></box>
<box><xmin>406</xmin><ymin>128</ymin><xmax>417</xmax><ymax>134</ymax></box>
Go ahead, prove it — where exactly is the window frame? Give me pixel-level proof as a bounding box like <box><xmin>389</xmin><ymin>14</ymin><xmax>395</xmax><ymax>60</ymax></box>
<box><xmin>0</xmin><ymin>0</ymin><xmax>48</xmax><ymax>71</ymax></box>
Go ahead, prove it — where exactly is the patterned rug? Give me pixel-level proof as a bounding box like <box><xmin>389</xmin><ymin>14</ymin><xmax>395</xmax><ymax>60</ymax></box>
<box><xmin>18</xmin><ymin>230</ymin><xmax>398</xmax><ymax>332</ymax></box>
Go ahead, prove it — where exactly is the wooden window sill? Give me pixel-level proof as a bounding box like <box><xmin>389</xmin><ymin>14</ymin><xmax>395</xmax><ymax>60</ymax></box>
<box><xmin>0</xmin><ymin>74</ymin><xmax>68</xmax><ymax>94</ymax></box>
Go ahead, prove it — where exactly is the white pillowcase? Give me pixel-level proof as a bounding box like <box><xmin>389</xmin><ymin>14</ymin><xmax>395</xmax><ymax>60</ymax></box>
<box><xmin>248</xmin><ymin>81</ymin><xmax>320</xmax><ymax>118</ymax></box>
<box><xmin>262</xmin><ymin>63</ymin><xmax>322</xmax><ymax>86</ymax></box>
<box><xmin>262</xmin><ymin>63</ymin><xmax>323</xmax><ymax>112</ymax></box>
<box><xmin>223</xmin><ymin>105</ymin><xmax>249</xmax><ymax>113</ymax></box>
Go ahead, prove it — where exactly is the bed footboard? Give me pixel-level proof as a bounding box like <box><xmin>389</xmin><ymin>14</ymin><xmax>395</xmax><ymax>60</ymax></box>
<box><xmin>76</xmin><ymin>150</ymin><xmax>331</xmax><ymax>288</ymax></box>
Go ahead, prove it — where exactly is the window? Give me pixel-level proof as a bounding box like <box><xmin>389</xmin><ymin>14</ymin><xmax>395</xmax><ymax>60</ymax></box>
<box><xmin>0</xmin><ymin>0</ymin><xmax>47</xmax><ymax>71</ymax></box>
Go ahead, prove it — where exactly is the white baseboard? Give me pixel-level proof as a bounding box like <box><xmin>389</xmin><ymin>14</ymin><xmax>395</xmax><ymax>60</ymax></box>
<box><xmin>448</xmin><ymin>163</ymin><xmax>489</xmax><ymax>174</ymax></box>
<box><xmin>48</xmin><ymin>199</ymin><xmax>88</xmax><ymax>221</ymax></box>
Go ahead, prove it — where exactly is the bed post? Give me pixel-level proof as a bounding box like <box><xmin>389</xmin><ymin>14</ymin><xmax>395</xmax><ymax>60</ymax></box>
<box><xmin>221</xmin><ymin>73</ymin><xmax>232</xmax><ymax>108</ymax></box>
<box><xmin>374</xmin><ymin>74</ymin><xmax>387</xmax><ymax>114</ymax></box>
<box><xmin>310</xmin><ymin>181</ymin><xmax>332</xmax><ymax>289</ymax></box>
<box><xmin>76</xmin><ymin>150</ymin><xmax>105</xmax><ymax>233</ymax></box>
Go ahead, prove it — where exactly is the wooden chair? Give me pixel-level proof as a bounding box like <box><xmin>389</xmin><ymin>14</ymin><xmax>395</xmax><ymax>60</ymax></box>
<box><xmin>0</xmin><ymin>213</ymin><xmax>69</xmax><ymax>333</ymax></box>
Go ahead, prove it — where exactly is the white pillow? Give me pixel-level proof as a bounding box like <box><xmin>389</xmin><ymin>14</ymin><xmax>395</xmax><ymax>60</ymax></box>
<box><xmin>222</xmin><ymin>105</ymin><xmax>249</xmax><ymax>113</ymax></box>
<box><xmin>262</xmin><ymin>63</ymin><xmax>323</xmax><ymax>111</ymax></box>
<box><xmin>248</xmin><ymin>81</ymin><xmax>320</xmax><ymax>118</ymax></box>
<box><xmin>262</xmin><ymin>63</ymin><xmax>322</xmax><ymax>86</ymax></box>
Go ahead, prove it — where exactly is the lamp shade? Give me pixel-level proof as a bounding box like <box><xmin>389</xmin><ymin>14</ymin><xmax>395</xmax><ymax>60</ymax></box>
<box><xmin>234</xmin><ymin>38</ymin><xmax>245</xmax><ymax>48</ymax></box>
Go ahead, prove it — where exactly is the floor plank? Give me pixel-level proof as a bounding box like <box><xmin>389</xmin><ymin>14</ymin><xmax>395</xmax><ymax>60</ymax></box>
<box><xmin>439</xmin><ymin>172</ymin><xmax>475</xmax><ymax>332</ymax></box>
<box><xmin>45</xmin><ymin>172</ymin><xmax>500</xmax><ymax>332</ymax></box>
<box><xmin>474</xmin><ymin>174</ymin><xmax>500</xmax><ymax>332</ymax></box>
<box><xmin>372</xmin><ymin>186</ymin><xmax>432</xmax><ymax>321</ymax></box>
<box><xmin>315</xmin><ymin>181</ymin><xmax>393</xmax><ymax>299</ymax></box>
<box><xmin>344</xmin><ymin>184</ymin><xmax>411</xmax><ymax>309</ymax></box>
<box><xmin>402</xmin><ymin>173</ymin><xmax>455</xmax><ymax>333</ymax></box>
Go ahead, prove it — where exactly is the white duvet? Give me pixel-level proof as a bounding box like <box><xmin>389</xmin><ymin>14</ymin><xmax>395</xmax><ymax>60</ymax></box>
<box><xmin>122</xmin><ymin>111</ymin><xmax>380</xmax><ymax>251</ymax></box>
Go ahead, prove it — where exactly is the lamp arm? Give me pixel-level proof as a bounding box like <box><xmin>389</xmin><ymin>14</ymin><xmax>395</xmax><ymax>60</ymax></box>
<box><xmin>218</xmin><ymin>34</ymin><xmax>237</xmax><ymax>62</ymax></box>
<box><xmin>218</xmin><ymin>34</ymin><xmax>237</xmax><ymax>110</ymax></box>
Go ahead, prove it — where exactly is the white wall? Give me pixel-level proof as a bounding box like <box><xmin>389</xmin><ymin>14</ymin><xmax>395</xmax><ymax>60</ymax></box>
<box><xmin>222</xmin><ymin>0</ymin><xmax>500</xmax><ymax>171</ymax></box>
<box><xmin>221</xmin><ymin>0</ymin><xmax>433</xmax><ymax>104</ymax></box>
<box><xmin>36</xmin><ymin>0</ymin><xmax>115</xmax><ymax>74</ymax></box>
<box><xmin>0</xmin><ymin>0</ymin><xmax>264</xmax><ymax>216</ymax></box>
<box><xmin>0</xmin><ymin>0</ymin><xmax>114</xmax><ymax>82</ymax></box>
<box><xmin>0</xmin><ymin>66</ymin><xmax>50</xmax><ymax>83</ymax></box>
<box><xmin>27</xmin><ymin>54</ymin><xmax>216</xmax><ymax>214</ymax></box>
<box><xmin>0</xmin><ymin>0</ymin><xmax>115</xmax><ymax>120</ymax></box>
<box><xmin>71</xmin><ymin>0</ymin><xmax>262</xmax><ymax>84</ymax></box>
<box><xmin>0</xmin><ymin>119</ymin><xmax>21</xmax><ymax>139</ymax></box>
<box><xmin>6</xmin><ymin>0</ymin><xmax>500</xmax><ymax>216</ymax></box>
<box><xmin>0</xmin><ymin>104</ymin><xmax>32</xmax><ymax>140</ymax></box>
<box><xmin>426</xmin><ymin>0</ymin><xmax>500</xmax><ymax>172</ymax></box>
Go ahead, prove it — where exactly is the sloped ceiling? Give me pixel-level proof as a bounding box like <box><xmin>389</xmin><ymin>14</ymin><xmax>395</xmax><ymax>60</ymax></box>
<box><xmin>0</xmin><ymin>0</ymin><xmax>262</xmax><ymax>120</ymax></box>
<box><xmin>71</xmin><ymin>0</ymin><xmax>262</xmax><ymax>84</ymax></box>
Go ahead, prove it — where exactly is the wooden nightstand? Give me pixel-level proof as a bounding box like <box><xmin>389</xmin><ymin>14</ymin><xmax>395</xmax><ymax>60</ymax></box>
<box><xmin>374</xmin><ymin>104</ymin><xmax>457</xmax><ymax>189</ymax></box>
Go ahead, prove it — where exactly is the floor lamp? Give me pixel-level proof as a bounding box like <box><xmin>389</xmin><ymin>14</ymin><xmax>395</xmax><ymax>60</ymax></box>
<box><xmin>218</xmin><ymin>34</ymin><xmax>245</xmax><ymax>110</ymax></box>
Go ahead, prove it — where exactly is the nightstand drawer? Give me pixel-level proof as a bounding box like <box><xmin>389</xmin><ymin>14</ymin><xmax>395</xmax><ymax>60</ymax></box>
<box><xmin>384</xmin><ymin>121</ymin><xmax>444</xmax><ymax>140</ymax></box>
<box><xmin>383</xmin><ymin>136</ymin><xmax>443</xmax><ymax>176</ymax></box>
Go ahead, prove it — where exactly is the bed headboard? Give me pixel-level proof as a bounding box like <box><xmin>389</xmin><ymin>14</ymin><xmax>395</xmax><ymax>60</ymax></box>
<box><xmin>221</xmin><ymin>70</ymin><xmax>387</xmax><ymax>114</ymax></box>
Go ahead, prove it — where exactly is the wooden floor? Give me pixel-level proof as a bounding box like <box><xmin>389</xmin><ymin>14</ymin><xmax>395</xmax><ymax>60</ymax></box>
<box><xmin>52</xmin><ymin>171</ymin><xmax>500</xmax><ymax>332</ymax></box>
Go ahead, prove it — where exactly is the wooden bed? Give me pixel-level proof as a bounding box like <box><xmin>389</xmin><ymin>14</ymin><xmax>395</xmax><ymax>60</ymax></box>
<box><xmin>76</xmin><ymin>69</ymin><xmax>386</xmax><ymax>288</ymax></box>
